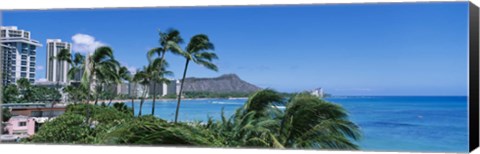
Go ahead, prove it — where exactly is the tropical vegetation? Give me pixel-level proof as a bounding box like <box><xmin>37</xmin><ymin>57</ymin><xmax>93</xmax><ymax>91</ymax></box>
<box><xmin>3</xmin><ymin>28</ymin><xmax>361</xmax><ymax>150</ymax></box>
<box><xmin>27</xmin><ymin>90</ymin><xmax>360</xmax><ymax>150</ymax></box>
<box><xmin>2</xmin><ymin>79</ymin><xmax>61</xmax><ymax>103</ymax></box>
<box><xmin>168</xmin><ymin>33</ymin><xmax>219</xmax><ymax>123</ymax></box>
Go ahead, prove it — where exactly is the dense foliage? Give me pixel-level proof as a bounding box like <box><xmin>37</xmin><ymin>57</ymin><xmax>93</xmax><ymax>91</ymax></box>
<box><xmin>3</xmin><ymin>84</ymin><xmax>19</xmax><ymax>103</ymax></box>
<box><xmin>99</xmin><ymin>116</ymin><xmax>224</xmax><ymax>146</ymax></box>
<box><xmin>28</xmin><ymin>113</ymin><xmax>93</xmax><ymax>143</ymax></box>
<box><xmin>29</xmin><ymin>103</ymin><xmax>133</xmax><ymax>144</ymax></box>
<box><xmin>202</xmin><ymin>90</ymin><xmax>361</xmax><ymax>149</ymax></box>
<box><xmin>2</xmin><ymin>108</ymin><xmax>11</xmax><ymax>122</ymax></box>
<box><xmin>23</xmin><ymin>28</ymin><xmax>356</xmax><ymax>150</ymax></box>
<box><xmin>29</xmin><ymin>90</ymin><xmax>360</xmax><ymax>150</ymax></box>
<box><xmin>3</xmin><ymin>82</ymin><xmax>61</xmax><ymax>103</ymax></box>
<box><xmin>24</xmin><ymin>86</ymin><xmax>62</xmax><ymax>102</ymax></box>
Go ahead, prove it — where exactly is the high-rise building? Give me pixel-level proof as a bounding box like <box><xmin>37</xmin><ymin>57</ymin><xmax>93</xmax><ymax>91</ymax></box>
<box><xmin>149</xmin><ymin>79</ymin><xmax>180</xmax><ymax>97</ymax></box>
<box><xmin>1</xmin><ymin>45</ymin><xmax>16</xmax><ymax>85</ymax></box>
<box><xmin>0</xmin><ymin>26</ymin><xmax>42</xmax><ymax>85</ymax></box>
<box><xmin>46</xmin><ymin>39</ymin><xmax>71</xmax><ymax>84</ymax></box>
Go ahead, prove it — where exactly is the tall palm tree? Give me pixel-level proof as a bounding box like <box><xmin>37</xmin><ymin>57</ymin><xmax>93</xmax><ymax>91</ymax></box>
<box><xmin>147</xmin><ymin>29</ymin><xmax>182</xmax><ymax>115</ymax></box>
<box><xmin>148</xmin><ymin>58</ymin><xmax>173</xmax><ymax>115</ymax></box>
<box><xmin>67</xmin><ymin>53</ymin><xmax>85</xmax><ymax>83</ymax></box>
<box><xmin>147</xmin><ymin>29</ymin><xmax>183</xmax><ymax>63</ymax></box>
<box><xmin>62</xmin><ymin>53</ymin><xmax>86</xmax><ymax>104</ymax></box>
<box><xmin>169</xmin><ymin>34</ymin><xmax>218</xmax><ymax>123</ymax></box>
<box><xmin>81</xmin><ymin>46</ymin><xmax>120</xmax><ymax>104</ymax></box>
<box><xmin>92</xmin><ymin>62</ymin><xmax>120</xmax><ymax>105</ymax></box>
<box><xmin>53</xmin><ymin>48</ymin><xmax>71</xmax><ymax>92</ymax></box>
<box><xmin>80</xmin><ymin>46</ymin><xmax>120</xmax><ymax>122</ymax></box>
<box><xmin>49</xmin><ymin>48</ymin><xmax>71</xmax><ymax>118</ymax></box>
<box><xmin>132</xmin><ymin>66</ymin><xmax>150</xmax><ymax>116</ymax></box>
<box><xmin>107</xmin><ymin>66</ymin><xmax>131</xmax><ymax>106</ymax></box>
<box><xmin>129</xmin><ymin>69</ymin><xmax>141</xmax><ymax>116</ymax></box>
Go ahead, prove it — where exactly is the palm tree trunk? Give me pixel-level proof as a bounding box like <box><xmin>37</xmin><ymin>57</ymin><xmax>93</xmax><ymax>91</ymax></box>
<box><xmin>138</xmin><ymin>85</ymin><xmax>148</xmax><ymax>116</ymax></box>
<box><xmin>86</xmin><ymin>64</ymin><xmax>94</xmax><ymax>124</ymax></box>
<box><xmin>151</xmin><ymin>51</ymin><xmax>165</xmax><ymax>116</ymax></box>
<box><xmin>73</xmin><ymin>95</ymin><xmax>77</xmax><ymax>105</ymax></box>
<box><xmin>94</xmin><ymin>83</ymin><xmax>102</xmax><ymax>105</ymax></box>
<box><xmin>151</xmin><ymin>82</ymin><xmax>156</xmax><ymax>115</ymax></box>
<box><xmin>131</xmin><ymin>97</ymin><xmax>135</xmax><ymax>116</ymax></box>
<box><xmin>94</xmin><ymin>93</ymin><xmax>99</xmax><ymax>105</ymax></box>
<box><xmin>131</xmin><ymin>82</ymin><xmax>136</xmax><ymax>116</ymax></box>
<box><xmin>174</xmin><ymin>59</ymin><xmax>190</xmax><ymax>123</ymax></box>
<box><xmin>139</xmin><ymin>99</ymin><xmax>144</xmax><ymax>116</ymax></box>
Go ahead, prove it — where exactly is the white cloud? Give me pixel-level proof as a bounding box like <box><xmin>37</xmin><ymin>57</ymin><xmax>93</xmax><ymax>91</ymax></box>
<box><xmin>119</xmin><ymin>61</ymin><xmax>137</xmax><ymax>74</ymax></box>
<box><xmin>36</xmin><ymin>65</ymin><xmax>44</xmax><ymax>71</ymax></box>
<box><xmin>127</xmin><ymin>66</ymin><xmax>137</xmax><ymax>74</ymax></box>
<box><xmin>71</xmin><ymin>33</ymin><xmax>105</xmax><ymax>53</ymax></box>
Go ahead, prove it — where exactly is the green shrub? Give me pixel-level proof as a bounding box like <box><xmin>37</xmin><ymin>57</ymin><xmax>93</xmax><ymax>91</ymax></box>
<box><xmin>99</xmin><ymin>115</ymin><xmax>224</xmax><ymax>146</ymax></box>
<box><xmin>29</xmin><ymin>113</ymin><xmax>93</xmax><ymax>143</ymax></box>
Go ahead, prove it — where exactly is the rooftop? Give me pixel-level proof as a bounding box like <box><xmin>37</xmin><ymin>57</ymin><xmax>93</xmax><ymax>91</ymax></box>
<box><xmin>1</xmin><ymin>37</ymin><xmax>42</xmax><ymax>47</ymax></box>
<box><xmin>0</xmin><ymin>26</ymin><xmax>18</xmax><ymax>30</ymax></box>
<box><xmin>46</xmin><ymin>39</ymin><xmax>71</xmax><ymax>44</ymax></box>
<box><xmin>2</xmin><ymin>103</ymin><xmax>47</xmax><ymax>108</ymax></box>
<box><xmin>9</xmin><ymin>115</ymin><xmax>31</xmax><ymax>120</ymax></box>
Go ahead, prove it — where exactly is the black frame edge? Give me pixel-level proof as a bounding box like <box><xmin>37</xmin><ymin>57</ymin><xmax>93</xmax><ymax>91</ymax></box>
<box><xmin>470</xmin><ymin>1</ymin><xmax>480</xmax><ymax>152</ymax></box>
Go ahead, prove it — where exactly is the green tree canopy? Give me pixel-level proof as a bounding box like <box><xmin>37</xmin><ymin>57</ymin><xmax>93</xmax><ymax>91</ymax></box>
<box><xmin>2</xmin><ymin>108</ymin><xmax>11</xmax><ymax>122</ymax></box>
<box><xmin>3</xmin><ymin>84</ymin><xmax>19</xmax><ymax>103</ymax></box>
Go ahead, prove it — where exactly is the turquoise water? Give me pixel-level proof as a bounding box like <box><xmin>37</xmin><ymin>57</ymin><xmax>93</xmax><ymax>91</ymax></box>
<box><xmin>125</xmin><ymin>96</ymin><xmax>468</xmax><ymax>152</ymax></box>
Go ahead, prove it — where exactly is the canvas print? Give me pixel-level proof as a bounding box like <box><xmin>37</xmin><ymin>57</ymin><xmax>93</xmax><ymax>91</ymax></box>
<box><xmin>0</xmin><ymin>2</ymin><xmax>473</xmax><ymax>153</ymax></box>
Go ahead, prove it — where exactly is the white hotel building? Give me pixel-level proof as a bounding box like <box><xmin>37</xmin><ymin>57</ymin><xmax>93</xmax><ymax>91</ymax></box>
<box><xmin>46</xmin><ymin>39</ymin><xmax>71</xmax><ymax>84</ymax></box>
<box><xmin>1</xmin><ymin>26</ymin><xmax>42</xmax><ymax>85</ymax></box>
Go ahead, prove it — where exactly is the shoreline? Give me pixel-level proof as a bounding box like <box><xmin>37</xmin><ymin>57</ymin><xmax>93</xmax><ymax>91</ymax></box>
<box><xmin>80</xmin><ymin>97</ymin><xmax>249</xmax><ymax>104</ymax></box>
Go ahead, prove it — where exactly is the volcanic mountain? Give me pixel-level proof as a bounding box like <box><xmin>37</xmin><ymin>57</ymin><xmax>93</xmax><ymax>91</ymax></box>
<box><xmin>182</xmin><ymin>74</ymin><xmax>261</xmax><ymax>94</ymax></box>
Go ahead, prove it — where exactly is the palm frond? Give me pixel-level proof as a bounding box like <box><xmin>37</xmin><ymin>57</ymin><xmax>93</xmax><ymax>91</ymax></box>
<box><xmin>147</xmin><ymin>47</ymin><xmax>163</xmax><ymax>62</ymax></box>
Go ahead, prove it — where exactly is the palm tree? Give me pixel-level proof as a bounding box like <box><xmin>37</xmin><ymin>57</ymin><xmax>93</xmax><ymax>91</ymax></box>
<box><xmin>67</xmin><ymin>53</ymin><xmax>85</xmax><ymax>83</ymax></box>
<box><xmin>81</xmin><ymin>46</ymin><xmax>120</xmax><ymax>104</ymax></box>
<box><xmin>148</xmin><ymin>58</ymin><xmax>172</xmax><ymax>115</ymax></box>
<box><xmin>147</xmin><ymin>29</ymin><xmax>182</xmax><ymax>115</ymax></box>
<box><xmin>52</xmin><ymin>49</ymin><xmax>72</xmax><ymax>87</ymax></box>
<box><xmin>129</xmin><ymin>69</ymin><xmax>141</xmax><ymax>116</ymax></box>
<box><xmin>147</xmin><ymin>29</ymin><xmax>183</xmax><ymax>63</ymax></box>
<box><xmin>80</xmin><ymin>46</ymin><xmax>120</xmax><ymax>122</ymax></box>
<box><xmin>132</xmin><ymin>67</ymin><xmax>150</xmax><ymax>116</ymax></box>
<box><xmin>49</xmin><ymin>48</ymin><xmax>71</xmax><ymax>118</ymax></box>
<box><xmin>169</xmin><ymin>34</ymin><xmax>219</xmax><ymax>123</ymax></box>
<box><xmin>60</xmin><ymin>52</ymin><xmax>87</xmax><ymax>105</ymax></box>
<box><xmin>204</xmin><ymin>89</ymin><xmax>361</xmax><ymax>149</ymax></box>
<box><xmin>107</xmin><ymin>66</ymin><xmax>131</xmax><ymax>106</ymax></box>
<box><xmin>279</xmin><ymin>93</ymin><xmax>361</xmax><ymax>149</ymax></box>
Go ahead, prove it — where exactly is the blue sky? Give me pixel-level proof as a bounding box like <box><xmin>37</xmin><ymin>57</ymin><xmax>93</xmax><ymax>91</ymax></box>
<box><xmin>1</xmin><ymin>2</ymin><xmax>469</xmax><ymax>96</ymax></box>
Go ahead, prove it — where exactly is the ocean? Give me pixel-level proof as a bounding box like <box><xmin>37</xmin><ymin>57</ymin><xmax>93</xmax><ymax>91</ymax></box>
<box><xmin>125</xmin><ymin>96</ymin><xmax>468</xmax><ymax>152</ymax></box>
